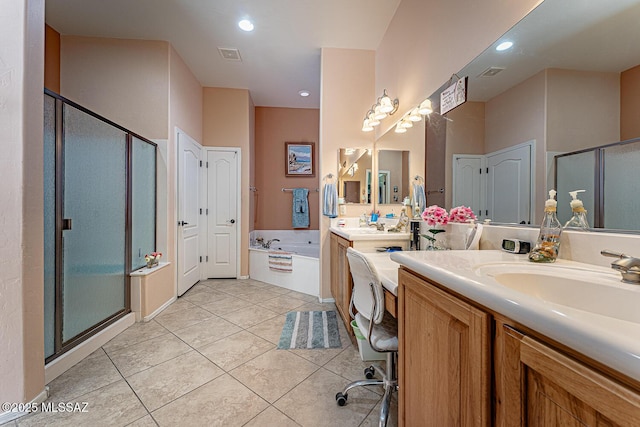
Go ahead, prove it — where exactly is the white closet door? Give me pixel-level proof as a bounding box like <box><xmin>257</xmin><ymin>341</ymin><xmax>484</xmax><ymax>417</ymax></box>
<box><xmin>452</xmin><ymin>155</ymin><xmax>484</xmax><ymax>220</ymax></box>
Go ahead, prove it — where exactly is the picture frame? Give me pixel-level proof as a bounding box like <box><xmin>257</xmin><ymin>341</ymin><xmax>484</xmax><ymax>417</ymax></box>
<box><xmin>285</xmin><ymin>142</ymin><xmax>315</xmax><ymax>177</ymax></box>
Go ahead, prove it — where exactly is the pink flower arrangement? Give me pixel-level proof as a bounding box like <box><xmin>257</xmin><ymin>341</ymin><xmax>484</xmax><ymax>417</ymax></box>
<box><xmin>448</xmin><ymin>205</ymin><xmax>477</xmax><ymax>223</ymax></box>
<box><xmin>145</xmin><ymin>251</ymin><xmax>162</xmax><ymax>267</ymax></box>
<box><xmin>421</xmin><ymin>205</ymin><xmax>449</xmax><ymax>226</ymax></box>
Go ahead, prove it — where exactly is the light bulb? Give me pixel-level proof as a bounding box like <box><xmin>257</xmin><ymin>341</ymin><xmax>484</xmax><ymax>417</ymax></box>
<box><xmin>238</xmin><ymin>19</ymin><xmax>254</xmax><ymax>32</ymax></box>
<box><xmin>367</xmin><ymin>111</ymin><xmax>380</xmax><ymax>126</ymax></box>
<box><xmin>374</xmin><ymin>105</ymin><xmax>388</xmax><ymax>120</ymax></box>
<box><xmin>379</xmin><ymin>95</ymin><xmax>394</xmax><ymax>113</ymax></box>
<box><xmin>401</xmin><ymin>119</ymin><xmax>413</xmax><ymax>129</ymax></box>
<box><xmin>418</xmin><ymin>99</ymin><xmax>433</xmax><ymax>115</ymax></box>
<box><xmin>408</xmin><ymin>107</ymin><xmax>422</xmax><ymax>122</ymax></box>
<box><xmin>394</xmin><ymin>122</ymin><xmax>407</xmax><ymax>133</ymax></box>
<box><xmin>362</xmin><ymin>119</ymin><xmax>374</xmax><ymax>132</ymax></box>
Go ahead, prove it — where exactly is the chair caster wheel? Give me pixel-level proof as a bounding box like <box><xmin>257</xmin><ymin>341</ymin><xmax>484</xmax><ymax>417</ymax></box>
<box><xmin>364</xmin><ymin>366</ymin><xmax>375</xmax><ymax>379</ymax></box>
<box><xmin>335</xmin><ymin>392</ymin><xmax>348</xmax><ymax>406</ymax></box>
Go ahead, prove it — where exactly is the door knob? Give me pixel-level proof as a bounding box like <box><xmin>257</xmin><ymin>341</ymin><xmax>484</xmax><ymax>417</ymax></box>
<box><xmin>229</xmin><ymin>219</ymin><xmax>235</xmax><ymax>224</ymax></box>
<box><xmin>178</xmin><ymin>221</ymin><xmax>189</xmax><ymax>226</ymax></box>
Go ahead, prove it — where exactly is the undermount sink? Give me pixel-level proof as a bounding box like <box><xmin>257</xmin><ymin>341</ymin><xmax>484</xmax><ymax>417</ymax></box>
<box><xmin>336</xmin><ymin>227</ymin><xmax>384</xmax><ymax>234</ymax></box>
<box><xmin>474</xmin><ymin>263</ymin><xmax>640</xmax><ymax>324</ymax></box>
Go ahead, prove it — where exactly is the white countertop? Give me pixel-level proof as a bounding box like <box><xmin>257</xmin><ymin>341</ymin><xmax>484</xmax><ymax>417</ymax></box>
<box><xmin>360</xmin><ymin>252</ymin><xmax>401</xmax><ymax>296</ymax></box>
<box><xmin>390</xmin><ymin>250</ymin><xmax>640</xmax><ymax>383</ymax></box>
<box><xmin>330</xmin><ymin>226</ymin><xmax>410</xmax><ymax>242</ymax></box>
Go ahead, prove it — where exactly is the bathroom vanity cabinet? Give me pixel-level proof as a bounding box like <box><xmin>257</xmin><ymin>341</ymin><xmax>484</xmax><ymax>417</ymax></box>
<box><xmin>330</xmin><ymin>232</ymin><xmax>353</xmax><ymax>337</ymax></box>
<box><xmin>397</xmin><ymin>267</ymin><xmax>640</xmax><ymax>427</ymax></box>
<box><xmin>330</xmin><ymin>229</ymin><xmax>410</xmax><ymax>337</ymax></box>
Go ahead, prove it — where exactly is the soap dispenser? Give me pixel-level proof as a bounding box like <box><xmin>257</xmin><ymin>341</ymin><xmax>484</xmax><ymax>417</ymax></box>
<box><xmin>564</xmin><ymin>190</ymin><xmax>590</xmax><ymax>230</ymax></box>
<box><xmin>529</xmin><ymin>189</ymin><xmax>562</xmax><ymax>263</ymax></box>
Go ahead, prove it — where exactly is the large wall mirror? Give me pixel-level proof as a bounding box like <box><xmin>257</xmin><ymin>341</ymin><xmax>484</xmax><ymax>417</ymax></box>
<box><xmin>423</xmin><ymin>0</ymin><xmax>640</xmax><ymax>231</ymax></box>
<box><xmin>337</xmin><ymin>148</ymin><xmax>373</xmax><ymax>205</ymax></box>
<box><xmin>374</xmin><ymin>116</ymin><xmax>425</xmax><ymax>212</ymax></box>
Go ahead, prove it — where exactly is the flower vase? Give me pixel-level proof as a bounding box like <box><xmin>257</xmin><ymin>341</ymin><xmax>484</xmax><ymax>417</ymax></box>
<box><xmin>147</xmin><ymin>260</ymin><xmax>158</xmax><ymax>269</ymax></box>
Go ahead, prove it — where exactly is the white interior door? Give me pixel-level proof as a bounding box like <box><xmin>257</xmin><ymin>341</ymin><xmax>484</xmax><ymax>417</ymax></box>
<box><xmin>177</xmin><ymin>131</ymin><xmax>202</xmax><ymax>296</ymax></box>
<box><xmin>486</xmin><ymin>142</ymin><xmax>533</xmax><ymax>224</ymax></box>
<box><xmin>452</xmin><ymin>155</ymin><xmax>484</xmax><ymax>220</ymax></box>
<box><xmin>205</xmin><ymin>149</ymin><xmax>238</xmax><ymax>278</ymax></box>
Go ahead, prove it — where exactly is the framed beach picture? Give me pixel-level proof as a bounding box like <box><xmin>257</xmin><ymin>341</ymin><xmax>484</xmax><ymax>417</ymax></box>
<box><xmin>285</xmin><ymin>142</ymin><xmax>315</xmax><ymax>177</ymax></box>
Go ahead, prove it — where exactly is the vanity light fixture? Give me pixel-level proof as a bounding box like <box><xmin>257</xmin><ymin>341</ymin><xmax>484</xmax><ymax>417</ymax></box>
<box><xmin>408</xmin><ymin>107</ymin><xmax>422</xmax><ymax>122</ymax></box>
<box><xmin>496</xmin><ymin>41</ymin><xmax>513</xmax><ymax>51</ymax></box>
<box><xmin>418</xmin><ymin>99</ymin><xmax>433</xmax><ymax>115</ymax></box>
<box><xmin>361</xmin><ymin>89</ymin><xmax>399</xmax><ymax>132</ymax></box>
<box><xmin>400</xmin><ymin>118</ymin><xmax>413</xmax><ymax>129</ymax></box>
<box><xmin>238</xmin><ymin>19</ymin><xmax>254</xmax><ymax>32</ymax></box>
<box><xmin>394</xmin><ymin>122</ymin><xmax>407</xmax><ymax>133</ymax></box>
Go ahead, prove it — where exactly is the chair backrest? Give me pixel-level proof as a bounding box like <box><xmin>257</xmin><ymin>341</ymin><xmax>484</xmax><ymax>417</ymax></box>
<box><xmin>346</xmin><ymin>247</ymin><xmax>385</xmax><ymax>324</ymax></box>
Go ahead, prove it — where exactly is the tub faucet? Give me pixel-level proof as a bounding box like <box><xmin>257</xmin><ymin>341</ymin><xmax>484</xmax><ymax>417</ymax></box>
<box><xmin>264</xmin><ymin>238</ymin><xmax>280</xmax><ymax>249</ymax></box>
<box><xmin>601</xmin><ymin>250</ymin><xmax>640</xmax><ymax>284</ymax></box>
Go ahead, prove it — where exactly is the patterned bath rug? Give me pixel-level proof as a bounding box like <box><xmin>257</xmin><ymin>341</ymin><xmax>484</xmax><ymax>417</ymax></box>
<box><xmin>278</xmin><ymin>310</ymin><xmax>342</xmax><ymax>350</ymax></box>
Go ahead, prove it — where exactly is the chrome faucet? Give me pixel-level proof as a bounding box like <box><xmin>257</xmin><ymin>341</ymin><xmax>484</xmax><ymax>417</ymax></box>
<box><xmin>601</xmin><ymin>250</ymin><xmax>640</xmax><ymax>284</ymax></box>
<box><xmin>369</xmin><ymin>221</ymin><xmax>385</xmax><ymax>231</ymax></box>
<box><xmin>264</xmin><ymin>238</ymin><xmax>280</xmax><ymax>249</ymax></box>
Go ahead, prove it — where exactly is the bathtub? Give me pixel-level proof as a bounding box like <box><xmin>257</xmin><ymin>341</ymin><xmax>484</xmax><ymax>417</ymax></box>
<box><xmin>249</xmin><ymin>230</ymin><xmax>319</xmax><ymax>298</ymax></box>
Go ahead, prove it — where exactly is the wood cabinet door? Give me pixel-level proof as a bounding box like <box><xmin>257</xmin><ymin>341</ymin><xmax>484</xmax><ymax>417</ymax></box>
<box><xmin>499</xmin><ymin>324</ymin><xmax>640</xmax><ymax>427</ymax></box>
<box><xmin>398</xmin><ymin>269</ymin><xmax>491</xmax><ymax>427</ymax></box>
<box><xmin>330</xmin><ymin>233</ymin><xmax>353</xmax><ymax>335</ymax></box>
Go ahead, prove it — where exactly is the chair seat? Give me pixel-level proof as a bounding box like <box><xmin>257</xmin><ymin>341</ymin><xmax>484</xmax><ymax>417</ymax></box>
<box><xmin>356</xmin><ymin>312</ymin><xmax>398</xmax><ymax>352</ymax></box>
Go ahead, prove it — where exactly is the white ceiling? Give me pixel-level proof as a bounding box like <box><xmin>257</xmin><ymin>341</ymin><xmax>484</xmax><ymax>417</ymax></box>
<box><xmin>45</xmin><ymin>0</ymin><xmax>402</xmax><ymax>109</ymax></box>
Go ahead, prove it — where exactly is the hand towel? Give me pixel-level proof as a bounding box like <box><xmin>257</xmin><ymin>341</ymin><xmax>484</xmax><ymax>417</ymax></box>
<box><xmin>292</xmin><ymin>188</ymin><xmax>309</xmax><ymax>228</ymax></box>
<box><xmin>322</xmin><ymin>182</ymin><xmax>338</xmax><ymax>218</ymax></box>
<box><xmin>269</xmin><ymin>250</ymin><xmax>293</xmax><ymax>272</ymax></box>
<box><xmin>412</xmin><ymin>183</ymin><xmax>426</xmax><ymax>217</ymax></box>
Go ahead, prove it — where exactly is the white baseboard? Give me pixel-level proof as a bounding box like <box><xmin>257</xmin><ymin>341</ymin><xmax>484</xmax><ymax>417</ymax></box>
<box><xmin>321</xmin><ymin>297</ymin><xmax>336</xmax><ymax>303</ymax></box>
<box><xmin>142</xmin><ymin>296</ymin><xmax>176</xmax><ymax>322</ymax></box>
<box><xmin>239</xmin><ymin>275</ymin><xmax>249</xmax><ymax>279</ymax></box>
<box><xmin>45</xmin><ymin>313</ymin><xmax>135</xmax><ymax>384</ymax></box>
<box><xmin>0</xmin><ymin>386</ymin><xmax>49</xmax><ymax>424</ymax></box>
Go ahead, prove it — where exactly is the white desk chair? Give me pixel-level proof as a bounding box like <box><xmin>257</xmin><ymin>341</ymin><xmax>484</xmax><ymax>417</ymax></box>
<box><xmin>336</xmin><ymin>247</ymin><xmax>398</xmax><ymax>427</ymax></box>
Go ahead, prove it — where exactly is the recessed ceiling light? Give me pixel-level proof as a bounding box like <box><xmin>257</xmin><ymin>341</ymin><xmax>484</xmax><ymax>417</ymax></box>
<box><xmin>298</xmin><ymin>90</ymin><xmax>310</xmax><ymax>97</ymax></box>
<box><xmin>238</xmin><ymin>19</ymin><xmax>254</xmax><ymax>32</ymax></box>
<box><xmin>496</xmin><ymin>41</ymin><xmax>513</xmax><ymax>51</ymax></box>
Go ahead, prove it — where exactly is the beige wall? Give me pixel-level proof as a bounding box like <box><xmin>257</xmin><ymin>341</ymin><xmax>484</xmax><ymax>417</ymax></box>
<box><xmin>0</xmin><ymin>0</ymin><xmax>45</xmax><ymax>404</ymax></box>
<box><xmin>167</xmin><ymin>45</ymin><xmax>204</xmax><ymax>288</ymax></box>
<box><xmin>254</xmin><ymin>107</ymin><xmax>320</xmax><ymax>230</ymax></box>
<box><xmin>620</xmin><ymin>64</ymin><xmax>640</xmax><ymax>141</ymax></box>
<box><xmin>60</xmin><ymin>36</ymin><xmax>169</xmax><ymax>139</ymax></box>
<box><xmin>44</xmin><ymin>24</ymin><xmax>60</xmax><ymax>92</ymax></box>
<box><xmin>202</xmin><ymin>87</ymin><xmax>252</xmax><ymax>277</ymax></box>
<box><xmin>547</xmin><ymin>68</ymin><xmax>620</xmax><ymax>152</ymax></box>
<box><xmin>375</xmin><ymin>0</ymin><xmax>542</xmax><ymax>135</ymax></box>
<box><xmin>320</xmin><ymin>48</ymin><xmax>376</xmax><ymax>299</ymax></box>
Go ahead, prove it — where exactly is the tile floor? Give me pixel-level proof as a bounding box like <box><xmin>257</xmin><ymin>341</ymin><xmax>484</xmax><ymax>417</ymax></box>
<box><xmin>9</xmin><ymin>279</ymin><xmax>397</xmax><ymax>427</ymax></box>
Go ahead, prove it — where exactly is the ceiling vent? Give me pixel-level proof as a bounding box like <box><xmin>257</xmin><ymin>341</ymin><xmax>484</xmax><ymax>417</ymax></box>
<box><xmin>478</xmin><ymin>66</ymin><xmax>505</xmax><ymax>77</ymax></box>
<box><xmin>218</xmin><ymin>48</ymin><xmax>242</xmax><ymax>61</ymax></box>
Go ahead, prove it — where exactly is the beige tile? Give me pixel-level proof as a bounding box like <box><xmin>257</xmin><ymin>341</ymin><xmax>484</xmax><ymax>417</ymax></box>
<box><xmin>246</xmin><ymin>316</ymin><xmax>286</xmax><ymax>345</ymax></box>
<box><xmin>256</xmin><ymin>295</ymin><xmax>307</xmax><ymax>314</ymax></box>
<box><xmin>274</xmin><ymin>368</ymin><xmax>379</xmax><ymax>427</ymax></box>
<box><xmin>218</xmin><ymin>305</ymin><xmax>279</xmax><ymax>328</ymax></box>
<box><xmin>172</xmin><ymin>315</ymin><xmax>242</xmax><ymax>349</ymax></box>
<box><xmin>198</xmin><ymin>295</ymin><xmax>253</xmax><ymax>316</ymax></box>
<box><xmin>259</xmin><ymin>284</ymin><xmax>292</xmax><ymax>294</ymax></box>
<box><xmin>283</xmin><ymin>290</ymin><xmax>319</xmax><ymax>303</ymax></box>
<box><xmin>244</xmin><ymin>407</ymin><xmax>299</xmax><ymax>427</ymax></box>
<box><xmin>323</xmin><ymin>346</ymin><xmax>375</xmax><ymax>382</ymax></box>
<box><xmin>46</xmin><ymin>348</ymin><xmax>122</xmax><ymax>402</ymax></box>
<box><xmin>151</xmin><ymin>374</ymin><xmax>268</xmax><ymax>427</ymax></box>
<box><xmin>182</xmin><ymin>285</ymin><xmax>224</xmax><ymax>305</ymax></box>
<box><xmin>198</xmin><ymin>331</ymin><xmax>274</xmax><ymax>371</ymax></box>
<box><xmin>103</xmin><ymin>320</ymin><xmax>168</xmax><ymax>353</ymax></box>
<box><xmin>126</xmin><ymin>414</ymin><xmax>158</xmax><ymax>427</ymax></box>
<box><xmin>207</xmin><ymin>281</ymin><xmax>259</xmax><ymax>294</ymax></box>
<box><xmin>361</xmin><ymin>398</ymin><xmax>398</xmax><ymax>427</ymax></box>
<box><xmin>233</xmin><ymin>289</ymin><xmax>281</xmax><ymax>304</ymax></box>
<box><xmin>154</xmin><ymin>305</ymin><xmax>214</xmax><ymax>332</ymax></box>
<box><xmin>230</xmin><ymin>349</ymin><xmax>318</xmax><ymax>403</ymax></box>
<box><xmin>106</xmin><ymin>333</ymin><xmax>191</xmax><ymax>377</ymax></box>
<box><xmin>127</xmin><ymin>350</ymin><xmax>223</xmax><ymax>411</ymax></box>
<box><xmin>288</xmin><ymin>346</ymin><xmax>346</xmax><ymax>367</ymax></box>
<box><xmin>297</xmin><ymin>301</ymin><xmax>339</xmax><ymax>313</ymax></box>
<box><xmin>18</xmin><ymin>380</ymin><xmax>147</xmax><ymax>427</ymax></box>
<box><xmin>157</xmin><ymin>298</ymin><xmax>196</xmax><ymax>316</ymax></box>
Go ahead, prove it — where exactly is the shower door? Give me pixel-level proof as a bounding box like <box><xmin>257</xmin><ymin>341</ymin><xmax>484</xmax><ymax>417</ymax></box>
<box><xmin>60</xmin><ymin>103</ymin><xmax>128</xmax><ymax>344</ymax></box>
